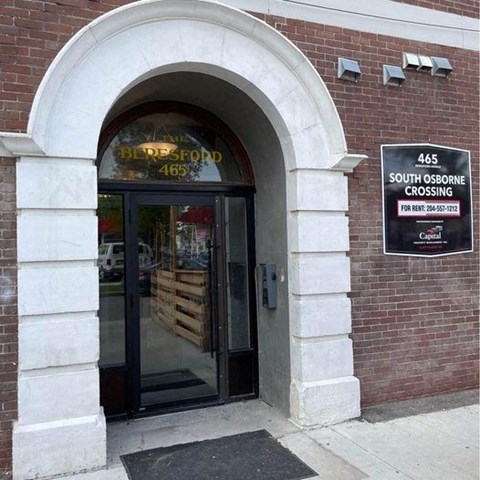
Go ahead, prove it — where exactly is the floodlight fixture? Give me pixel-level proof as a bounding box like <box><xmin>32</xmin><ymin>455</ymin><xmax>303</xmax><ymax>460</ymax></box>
<box><xmin>338</xmin><ymin>57</ymin><xmax>361</xmax><ymax>82</ymax></box>
<box><xmin>383</xmin><ymin>65</ymin><xmax>406</xmax><ymax>86</ymax></box>
<box><xmin>431</xmin><ymin>56</ymin><xmax>453</xmax><ymax>77</ymax></box>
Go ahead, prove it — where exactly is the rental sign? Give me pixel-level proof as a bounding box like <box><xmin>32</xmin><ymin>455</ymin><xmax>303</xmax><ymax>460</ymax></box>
<box><xmin>382</xmin><ymin>144</ymin><xmax>473</xmax><ymax>257</ymax></box>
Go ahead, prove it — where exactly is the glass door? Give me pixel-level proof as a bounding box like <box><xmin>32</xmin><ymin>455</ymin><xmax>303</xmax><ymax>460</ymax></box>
<box><xmin>129</xmin><ymin>195</ymin><xmax>222</xmax><ymax>413</ymax></box>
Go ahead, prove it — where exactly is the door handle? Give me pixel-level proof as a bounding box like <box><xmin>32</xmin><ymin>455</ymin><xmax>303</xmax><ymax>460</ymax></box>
<box><xmin>206</xmin><ymin>239</ymin><xmax>216</xmax><ymax>358</ymax></box>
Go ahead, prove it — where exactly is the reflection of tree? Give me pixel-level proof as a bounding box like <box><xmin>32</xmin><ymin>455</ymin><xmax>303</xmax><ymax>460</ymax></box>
<box><xmin>138</xmin><ymin>206</ymin><xmax>172</xmax><ymax>247</ymax></box>
<box><xmin>138</xmin><ymin>206</ymin><xmax>190</xmax><ymax>270</ymax></box>
<box><xmin>98</xmin><ymin>195</ymin><xmax>123</xmax><ymax>240</ymax></box>
<box><xmin>110</xmin><ymin>116</ymin><xmax>218</xmax><ymax>182</ymax></box>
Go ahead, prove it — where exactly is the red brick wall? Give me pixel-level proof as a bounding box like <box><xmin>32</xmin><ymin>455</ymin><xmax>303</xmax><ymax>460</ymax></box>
<box><xmin>0</xmin><ymin>2</ymin><xmax>122</xmax><ymax>472</ymax></box>
<box><xmin>262</xmin><ymin>15</ymin><xmax>480</xmax><ymax>405</ymax></box>
<box><xmin>391</xmin><ymin>0</ymin><xmax>479</xmax><ymax>18</ymax></box>
<box><xmin>0</xmin><ymin>6</ymin><xmax>478</xmax><ymax>472</ymax></box>
<box><xmin>0</xmin><ymin>157</ymin><xmax>17</xmax><ymax>473</ymax></box>
<box><xmin>0</xmin><ymin>0</ymin><xmax>136</xmax><ymax>132</ymax></box>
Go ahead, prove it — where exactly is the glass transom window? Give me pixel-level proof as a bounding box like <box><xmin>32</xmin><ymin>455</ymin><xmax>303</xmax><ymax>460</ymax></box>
<box><xmin>99</xmin><ymin>106</ymin><xmax>247</xmax><ymax>183</ymax></box>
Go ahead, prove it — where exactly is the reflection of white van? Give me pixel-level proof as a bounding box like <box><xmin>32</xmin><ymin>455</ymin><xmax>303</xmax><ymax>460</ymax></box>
<box><xmin>98</xmin><ymin>242</ymin><xmax>153</xmax><ymax>280</ymax></box>
<box><xmin>98</xmin><ymin>243</ymin><xmax>124</xmax><ymax>280</ymax></box>
<box><xmin>138</xmin><ymin>243</ymin><xmax>154</xmax><ymax>267</ymax></box>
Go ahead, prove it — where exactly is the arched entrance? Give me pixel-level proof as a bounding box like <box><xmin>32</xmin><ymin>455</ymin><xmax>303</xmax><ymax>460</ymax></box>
<box><xmin>11</xmin><ymin>1</ymin><xmax>365</xmax><ymax>477</ymax></box>
<box><xmin>97</xmin><ymin>101</ymin><xmax>258</xmax><ymax>417</ymax></box>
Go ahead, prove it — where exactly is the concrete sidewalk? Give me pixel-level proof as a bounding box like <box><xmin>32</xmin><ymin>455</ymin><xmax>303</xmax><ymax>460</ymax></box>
<box><xmin>63</xmin><ymin>393</ymin><xmax>479</xmax><ymax>480</ymax></box>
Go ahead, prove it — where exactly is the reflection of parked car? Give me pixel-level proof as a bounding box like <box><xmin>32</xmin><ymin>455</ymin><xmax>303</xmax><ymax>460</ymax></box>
<box><xmin>139</xmin><ymin>266</ymin><xmax>151</xmax><ymax>295</ymax></box>
<box><xmin>138</xmin><ymin>242</ymin><xmax>154</xmax><ymax>268</ymax></box>
<box><xmin>98</xmin><ymin>242</ymin><xmax>153</xmax><ymax>281</ymax></box>
<box><xmin>98</xmin><ymin>242</ymin><xmax>124</xmax><ymax>281</ymax></box>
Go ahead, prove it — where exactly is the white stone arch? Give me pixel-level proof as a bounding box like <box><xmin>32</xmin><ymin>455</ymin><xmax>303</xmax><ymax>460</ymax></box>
<box><xmin>28</xmin><ymin>0</ymin><xmax>352</xmax><ymax>167</ymax></box>
<box><xmin>5</xmin><ymin>1</ymin><xmax>366</xmax><ymax>478</ymax></box>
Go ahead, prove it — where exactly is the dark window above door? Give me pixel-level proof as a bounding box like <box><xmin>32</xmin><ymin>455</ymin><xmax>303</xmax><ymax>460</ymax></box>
<box><xmin>98</xmin><ymin>102</ymin><xmax>254</xmax><ymax>186</ymax></box>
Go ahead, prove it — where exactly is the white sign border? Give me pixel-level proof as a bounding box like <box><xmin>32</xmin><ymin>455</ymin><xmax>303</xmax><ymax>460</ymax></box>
<box><xmin>380</xmin><ymin>143</ymin><xmax>474</xmax><ymax>258</ymax></box>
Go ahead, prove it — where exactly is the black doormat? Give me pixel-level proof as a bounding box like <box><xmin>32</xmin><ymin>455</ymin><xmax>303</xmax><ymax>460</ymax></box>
<box><xmin>140</xmin><ymin>369</ymin><xmax>217</xmax><ymax>406</ymax></box>
<box><xmin>121</xmin><ymin>430</ymin><xmax>317</xmax><ymax>480</ymax></box>
<box><xmin>141</xmin><ymin>369</ymin><xmax>206</xmax><ymax>392</ymax></box>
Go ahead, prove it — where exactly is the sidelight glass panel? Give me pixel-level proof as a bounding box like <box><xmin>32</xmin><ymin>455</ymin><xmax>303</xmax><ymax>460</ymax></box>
<box><xmin>98</xmin><ymin>194</ymin><xmax>126</xmax><ymax>366</ymax></box>
<box><xmin>137</xmin><ymin>203</ymin><xmax>218</xmax><ymax>407</ymax></box>
<box><xmin>226</xmin><ymin>197</ymin><xmax>251</xmax><ymax>350</ymax></box>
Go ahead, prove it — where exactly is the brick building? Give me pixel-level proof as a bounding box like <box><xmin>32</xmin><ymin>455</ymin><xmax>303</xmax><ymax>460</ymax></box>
<box><xmin>0</xmin><ymin>0</ymin><xmax>478</xmax><ymax>478</ymax></box>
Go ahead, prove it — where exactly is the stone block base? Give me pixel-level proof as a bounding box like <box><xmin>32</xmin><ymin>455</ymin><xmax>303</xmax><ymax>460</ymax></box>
<box><xmin>13</xmin><ymin>412</ymin><xmax>106</xmax><ymax>479</ymax></box>
<box><xmin>290</xmin><ymin>376</ymin><xmax>360</xmax><ymax>427</ymax></box>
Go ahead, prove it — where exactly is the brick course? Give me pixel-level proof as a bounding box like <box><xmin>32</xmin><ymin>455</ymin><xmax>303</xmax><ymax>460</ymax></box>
<box><xmin>391</xmin><ymin>0</ymin><xmax>479</xmax><ymax>18</ymax></box>
<box><xmin>0</xmin><ymin>0</ymin><xmax>478</xmax><ymax>471</ymax></box>
<box><xmin>0</xmin><ymin>157</ymin><xmax>17</xmax><ymax>472</ymax></box>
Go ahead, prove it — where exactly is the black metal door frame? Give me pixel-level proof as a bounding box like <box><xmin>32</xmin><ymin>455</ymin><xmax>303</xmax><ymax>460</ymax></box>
<box><xmin>126</xmin><ymin>192</ymin><xmax>228</xmax><ymax>417</ymax></box>
<box><xmin>99</xmin><ymin>184</ymin><xmax>257</xmax><ymax>419</ymax></box>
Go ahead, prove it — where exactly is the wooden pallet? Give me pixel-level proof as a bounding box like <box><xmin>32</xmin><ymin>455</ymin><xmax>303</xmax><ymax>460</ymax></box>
<box><xmin>150</xmin><ymin>269</ymin><xmax>209</xmax><ymax>348</ymax></box>
<box><xmin>151</xmin><ymin>270</ymin><xmax>176</xmax><ymax>332</ymax></box>
<box><xmin>174</xmin><ymin>269</ymin><xmax>209</xmax><ymax>350</ymax></box>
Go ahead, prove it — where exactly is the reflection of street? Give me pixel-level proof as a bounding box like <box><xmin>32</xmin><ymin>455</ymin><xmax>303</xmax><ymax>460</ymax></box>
<box><xmin>99</xmin><ymin>280</ymin><xmax>124</xmax><ymax>296</ymax></box>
